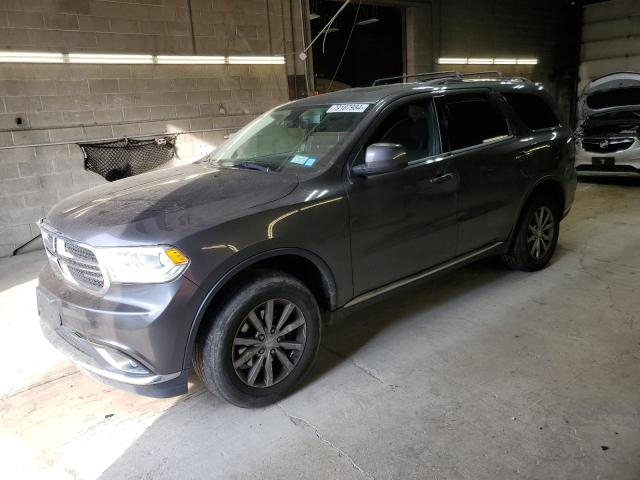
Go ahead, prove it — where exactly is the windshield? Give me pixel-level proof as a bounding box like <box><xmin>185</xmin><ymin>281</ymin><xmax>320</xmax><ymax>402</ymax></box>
<box><xmin>206</xmin><ymin>103</ymin><xmax>370</xmax><ymax>174</ymax></box>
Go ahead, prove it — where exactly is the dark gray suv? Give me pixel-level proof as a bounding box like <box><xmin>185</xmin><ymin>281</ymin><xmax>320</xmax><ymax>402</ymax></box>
<box><xmin>37</xmin><ymin>73</ymin><xmax>577</xmax><ymax>407</ymax></box>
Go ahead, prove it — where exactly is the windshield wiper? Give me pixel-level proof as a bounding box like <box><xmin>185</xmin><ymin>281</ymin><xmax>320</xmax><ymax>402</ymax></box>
<box><xmin>217</xmin><ymin>160</ymin><xmax>271</xmax><ymax>172</ymax></box>
<box><xmin>232</xmin><ymin>161</ymin><xmax>271</xmax><ymax>172</ymax></box>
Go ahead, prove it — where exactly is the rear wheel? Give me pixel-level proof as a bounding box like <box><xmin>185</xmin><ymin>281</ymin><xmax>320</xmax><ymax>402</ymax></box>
<box><xmin>194</xmin><ymin>270</ymin><xmax>321</xmax><ymax>408</ymax></box>
<box><xmin>501</xmin><ymin>195</ymin><xmax>560</xmax><ymax>271</ymax></box>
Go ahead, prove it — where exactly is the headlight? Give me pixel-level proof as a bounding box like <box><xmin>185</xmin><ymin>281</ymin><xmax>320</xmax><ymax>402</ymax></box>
<box><xmin>95</xmin><ymin>246</ymin><xmax>189</xmax><ymax>284</ymax></box>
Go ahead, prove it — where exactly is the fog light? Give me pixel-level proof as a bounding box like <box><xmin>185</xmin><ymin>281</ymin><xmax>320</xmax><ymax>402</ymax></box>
<box><xmin>94</xmin><ymin>345</ymin><xmax>150</xmax><ymax>375</ymax></box>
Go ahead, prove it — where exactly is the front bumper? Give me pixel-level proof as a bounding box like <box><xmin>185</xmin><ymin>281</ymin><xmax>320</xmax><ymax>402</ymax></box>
<box><xmin>575</xmin><ymin>139</ymin><xmax>640</xmax><ymax>177</ymax></box>
<box><xmin>37</xmin><ymin>261</ymin><xmax>206</xmax><ymax>397</ymax></box>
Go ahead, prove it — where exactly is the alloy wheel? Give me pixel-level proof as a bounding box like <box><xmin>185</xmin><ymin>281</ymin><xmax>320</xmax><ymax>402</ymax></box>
<box><xmin>231</xmin><ymin>299</ymin><xmax>307</xmax><ymax>388</ymax></box>
<box><xmin>527</xmin><ymin>205</ymin><xmax>554</xmax><ymax>259</ymax></box>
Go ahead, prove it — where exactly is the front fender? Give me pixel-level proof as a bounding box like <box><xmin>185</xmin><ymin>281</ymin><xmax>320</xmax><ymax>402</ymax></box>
<box><xmin>181</xmin><ymin>247</ymin><xmax>339</xmax><ymax>370</ymax></box>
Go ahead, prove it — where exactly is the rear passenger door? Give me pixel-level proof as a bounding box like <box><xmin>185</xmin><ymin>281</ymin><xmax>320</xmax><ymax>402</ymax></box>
<box><xmin>436</xmin><ymin>91</ymin><xmax>526</xmax><ymax>255</ymax></box>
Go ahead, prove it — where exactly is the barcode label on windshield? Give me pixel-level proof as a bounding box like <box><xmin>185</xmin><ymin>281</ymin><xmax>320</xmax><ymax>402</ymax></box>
<box><xmin>327</xmin><ymin>103</ymin><xmax>369</xmax><ymax>113</ymax></box>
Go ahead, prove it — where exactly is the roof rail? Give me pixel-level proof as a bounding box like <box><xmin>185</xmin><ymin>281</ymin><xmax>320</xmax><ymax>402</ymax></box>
<box><xmin>371</xmin><ymin>70</ymin><xmax>534</xmax><ymax>87</ymax></box>
<box><xmin>372</xmin><ymin>71</ymin><xmax>462</xmax><ymax>86</ymax></box>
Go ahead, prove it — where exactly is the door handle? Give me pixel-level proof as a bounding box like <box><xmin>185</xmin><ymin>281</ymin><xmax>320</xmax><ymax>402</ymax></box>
<box><xmin>429</xmin><ymin>172</ymin><xmax>454</xmax><ymax>184</ymax></box>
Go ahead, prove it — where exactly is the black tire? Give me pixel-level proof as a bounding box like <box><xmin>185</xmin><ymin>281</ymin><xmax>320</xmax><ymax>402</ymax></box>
<box><xmin>501</xmin><ymin>195</ymin><xmax>560</xmax><ymax>271</ymax></box>
<box><xmin>193</xmin><ymin>269</ymin><xmax>321</xmax><ymax>408</ymax></box>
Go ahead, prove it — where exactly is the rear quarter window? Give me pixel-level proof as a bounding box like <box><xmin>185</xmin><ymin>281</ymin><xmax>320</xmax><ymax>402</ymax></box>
<box><xmin>502</xmin><ymin>92</ymin><xmax>560</xmax><ymax>130</ymax></box>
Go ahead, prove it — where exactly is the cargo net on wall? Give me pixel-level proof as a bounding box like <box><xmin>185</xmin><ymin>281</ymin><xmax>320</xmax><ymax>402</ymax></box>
<box><xmin>79</xmin><ymin>136</ymin><xmax>177</xmax><ymax>182</ymax></box>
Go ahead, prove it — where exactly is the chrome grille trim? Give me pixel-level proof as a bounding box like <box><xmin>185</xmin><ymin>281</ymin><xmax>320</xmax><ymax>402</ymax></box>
<box><xmin>582</xmin><ymin>137</ymin><xmax>635</xmax><ymax>154</ymax></box>
<box><xmin>38</xmin><ymin>220</ymin><xmax>109</xmax><ymax>294</ymax></box>
<box><xmin>64</xmin><ymin>242</ymin><xmax>98</xmax><ymax>263</ymax></box>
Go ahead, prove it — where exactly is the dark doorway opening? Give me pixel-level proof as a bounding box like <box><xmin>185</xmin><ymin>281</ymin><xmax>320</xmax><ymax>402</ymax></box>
<box><xmin>309</xmin><ymin>1</ymin><xmax>404</xmax><ymax>93</ymax></box>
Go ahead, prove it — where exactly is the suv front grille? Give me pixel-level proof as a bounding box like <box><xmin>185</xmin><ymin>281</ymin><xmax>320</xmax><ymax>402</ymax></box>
<box><xmin>582</xmin><ymin>138</ymin><xmax>635</xmax><ymax>154</ymax></box>
<box><xmin>40</xmin><ymin>222</ymin><xmax>106</xmax><ymax>292</ymax></box>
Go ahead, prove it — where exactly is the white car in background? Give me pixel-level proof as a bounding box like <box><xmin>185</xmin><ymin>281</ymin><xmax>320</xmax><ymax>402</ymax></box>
<box><xmin>575</xmin><ymin>72</ymin><xmax>640</xmax><ymax>177</ymax></box>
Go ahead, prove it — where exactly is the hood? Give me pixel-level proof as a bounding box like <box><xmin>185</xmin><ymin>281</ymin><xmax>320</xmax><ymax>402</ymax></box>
<box><xmin>45</xmin><ymin>162</ymin><xmax>298</xmax><ymax>246</ymax></box>
<box><xmin>578</xmin><ymin>72</ymin><xmax>640</xmax><ymax>122</ymax></box>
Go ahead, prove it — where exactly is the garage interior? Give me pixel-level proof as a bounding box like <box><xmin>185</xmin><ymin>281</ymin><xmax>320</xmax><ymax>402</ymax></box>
<box><xmin>1</xmin><ymin>0</ymin><xmax>639</xmax><ymax>479</ymax></box>
<box><xmin>310</xmin><ymin>0</ymin><xmax>404</xmax><ymax>91</ymax></box>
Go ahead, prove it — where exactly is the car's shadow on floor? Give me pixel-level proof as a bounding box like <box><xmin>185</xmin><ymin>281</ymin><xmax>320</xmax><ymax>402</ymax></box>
<box><xmin>187</xmin><ymin>249</ymin><xmax>574</xmax><ymax>396</ymax></box>
<box><xmin>298</xmin><ymin>256</ymin><xmax>525</xmax><ymax>390</ymax></box>
<box><xmin>99</xmin><ymin>249</ymin><xmax>577</xmax><ymax>479</ymax></box>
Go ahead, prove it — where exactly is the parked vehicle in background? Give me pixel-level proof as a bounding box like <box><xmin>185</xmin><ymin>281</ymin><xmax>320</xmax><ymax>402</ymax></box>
<box><xmin>575</xmin><ymin>72</ymin><xmax>640</xmax><ymax>177</ymax></box>
<box><xmin>37</xmin><ymin>72</ymin><xmax>576</xmax><ymax>407</ymax></box>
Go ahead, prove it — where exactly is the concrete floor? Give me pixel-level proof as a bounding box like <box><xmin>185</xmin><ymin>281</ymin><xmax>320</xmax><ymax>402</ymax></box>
<box><xmin>1</xmin><ymin>180</ymin><xmax>639</xmax><ymax>480</ymax></box>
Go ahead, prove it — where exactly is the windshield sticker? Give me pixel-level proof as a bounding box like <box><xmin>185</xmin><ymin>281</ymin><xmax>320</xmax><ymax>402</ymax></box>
<box><xmin>290</xmin><ymin>154</ymin><xmax>317</xmax><ymax>167</ymax></box>
<box><xmin>326</xmin><ymin>103</ymin><xmax>369</xmax><ymax>113</ymax></box>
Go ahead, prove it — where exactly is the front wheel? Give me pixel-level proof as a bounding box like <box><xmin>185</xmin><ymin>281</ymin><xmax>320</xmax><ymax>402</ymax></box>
<box><xmin>194</xmin><ymin>270</ymin><xmax>321</xmax><ymax>408</ymax></box>
<box><xmin>501</xmin><ymin>196</ymin><xmax>560</xmax><ymax>271</ymax></box>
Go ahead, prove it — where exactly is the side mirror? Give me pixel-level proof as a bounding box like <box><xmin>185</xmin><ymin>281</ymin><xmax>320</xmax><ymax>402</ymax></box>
<box><xmin>353</xmin><ymin>143</ymin><xmax>407</xmax><ymax>177</ymax></box>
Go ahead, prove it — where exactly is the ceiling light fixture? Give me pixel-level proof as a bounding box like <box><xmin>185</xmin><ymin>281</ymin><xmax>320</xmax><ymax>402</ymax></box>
<box><xmin>438</xmin><ymin>58</ymin><xmax>468</xmax><ymax>64</ymax></box>
<box><xmin>228</xmin><ymin>55</ymin><xmax>285</xmax><ymax>65</ymax></box>
<box><xmin>0</xmin><ymin>51</ymin><xmax>285</xmax><ymax>66</ymax></box>
<box><xmin>438</xmin><ymin>57</ymin><xmax>538</xmax><ymax>65</ymax></box>
<box><xmin>68</xmin><ymin>53</ymin><xmax>154</xmax><ymax>64</ymax></box>
<box><xmin>468</xmin><ymin>58</ymin><xmax>493</xmax><ymax>65</ymax></box>
<box><xmin>0</xmin><ymin>51</ymin><xmax>64</xmax><ymax>63</ymax></box>
<box><xmin>355</xmin><ymin>18</ymin><xmax>379</xmax><ymax>26</ymax></box>
<box><xmin>157</xmin><ymin>55</ymin><xmax>225</xmax><ymax>64</ymax></box>
<box><xmin>517</xmin><ymin>58</ymin><xmax>538</xmax><ymax>65</ymax></box>
<box><xmin>494</xmin><ymin>58</ymin><xmax>517</xmax><ymax>64</ymax></box>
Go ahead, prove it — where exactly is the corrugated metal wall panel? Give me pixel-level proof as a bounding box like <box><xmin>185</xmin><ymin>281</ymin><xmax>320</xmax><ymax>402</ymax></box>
<box><xmin>582</xmin><ymin>16</ymin><xmax>640</xmax><ymax>43</ymax></box>
<box><xmin>578</xmin><ymin>0</ymin><xmax>640</xmax><ymax>93</ymax></box>
<box><xmin>581</xmin><ymin>37</ymin><xmax>640</xmax><ymax>62</ymax></box>
<box><xmin>583</xmin><ymin>0</ymin><xmax>640</xmax><ymax>22</ymax></box>
<box><xmin>579</xmin><ymin>0</ymin><xmax>640</xmax><ymax>93</ymax></box>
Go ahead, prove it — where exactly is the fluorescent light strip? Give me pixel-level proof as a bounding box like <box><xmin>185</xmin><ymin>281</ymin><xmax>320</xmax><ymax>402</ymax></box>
<box><xmin>438</xmin><ymin>58</ymin><xmax>467</xmax><ymax>64</ymax></box>
<box><xmin>0</xmin><ymin>51</ymin><xmax>64</xmax><ymax>63</ymax></box>
<box><xmin>439</xmin><ymin>57</ymin><xmax>538</xmax><ymax>65</ymax></box>
<box><xmin>228</xmin><ymin>56</ymin><xmax>285</xmax><ymax>65</ymax></box>
<box><xmin>157</xmin><ymin>55</ymin><xmax>225</xmax><ymax>64</ymax></box>
<box><xmin>68</xmin><ymin>53</ymin><xmax>153</xmax><ymax>64</ymax></box>
<box><xmin>468</xmin><ymin>58</ymin><xmax>493</xmax><ymax>65</ymax></box>
<box><xmin>0</xmin><ymin>51</ymin><xmax>286</xmax><ymax>65</ymax></box>
<box><xmin>494</xmin><ymin>58</ymin><xmax>517</xmax><ymax>65</ymax></box>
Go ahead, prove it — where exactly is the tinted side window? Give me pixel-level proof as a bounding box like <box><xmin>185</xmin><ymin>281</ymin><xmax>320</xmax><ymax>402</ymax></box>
<box><xmin>502</xmin><ymin>92</ymin><xmax>560</xmax><ymax>130</ymax></box>
<box><xmin>366</xmin><ymin>99</ymin><xmax>441</xmax><ymax>163</ymax></box>
<box><xmin>444</xmin><ymin>97</ymin><xmax>510</xmax><ymax>151</ymax></box>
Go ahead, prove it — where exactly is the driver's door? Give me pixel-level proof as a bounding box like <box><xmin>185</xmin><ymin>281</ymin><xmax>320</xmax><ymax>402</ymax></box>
<box><xmin>346</xmin><ymin>96</ymin><xmax>458</xmax><ymax>296</ymax></box>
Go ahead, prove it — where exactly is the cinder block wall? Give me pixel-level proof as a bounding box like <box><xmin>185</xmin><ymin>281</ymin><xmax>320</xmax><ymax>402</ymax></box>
<box><xmin>0</xmin><ymin>0</ymin><xmax>297</xmax><ymax>257</ymax></box>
